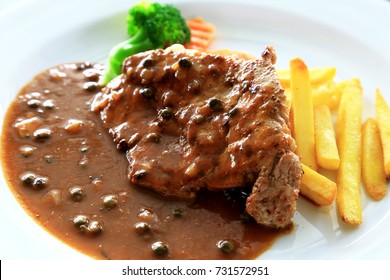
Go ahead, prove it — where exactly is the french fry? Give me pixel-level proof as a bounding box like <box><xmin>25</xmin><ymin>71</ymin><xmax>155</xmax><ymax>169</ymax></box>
<box><xmin>314</xmin><ymin>105</ymin><xmax>340</xmax><ymax>170</ymax></box>
<box><xmin>362</xmin><ymin>118</ymin><xmax>387</xmax><ymax>200</ymax></box>
<box><xmin>277</xmin><ymin>67</ymin><xmax>336</xmax><ymax>89</ymax></box>
<box><xmin>327</xmin><ymin>81</ymin><xmax>344</xmax><ymax>110</ymax></box>
<box><xmin>335</xmin><ymin>79</ymin><xmax>360</xmax><ymax>143</ymax></box>
<box><xmin>310</xmin><ymin>67</ymin><xmax>336</xmax><ymax>86</ymax></box>
<box><xmin>300</xmin><ymin>163</ymin><xmax>337</xmax><ymax>206</ymax></box>
<box><xmin>375</xmin><ymin>89</ymin><xmax>390</xmax><ymax>178</ymax></box>
<box><xmin>290</xmin><ymin>58</ymin><xmax>318</xmax><ymax>170</ymax></box>
<box><xmin>336</xmin><ymin>79</ymin><xmax>362</xmax><ymax>225</ymax></box>
<box><xmin>312</xmin><ymin>82</ymin><xmax>337</xmax><ymax>107</ymax></box>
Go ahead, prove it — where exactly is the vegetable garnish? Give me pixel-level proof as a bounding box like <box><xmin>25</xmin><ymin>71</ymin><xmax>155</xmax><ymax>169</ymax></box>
<box><xmin>184</xmin><ymin>17</ymin><xmax>216</xmax><ymax>51</ymax></box>
<box><xmin>101</xmin><ymin>0</ymin><xmax>191</xmax><ymax>85</ymax></box>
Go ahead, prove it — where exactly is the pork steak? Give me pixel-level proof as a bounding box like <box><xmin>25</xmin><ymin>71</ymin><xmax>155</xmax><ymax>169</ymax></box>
<box><xmin>92</xmin><ymin>45</ymin><xmax>302</xmax><ymax>228</ymax></box>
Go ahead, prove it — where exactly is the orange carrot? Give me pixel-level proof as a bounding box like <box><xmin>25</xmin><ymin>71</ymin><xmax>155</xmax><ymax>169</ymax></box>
<box><xmin>185</xmin><ymin>17</ymin><xmax>216</xmax><ymax>51</ymax></box>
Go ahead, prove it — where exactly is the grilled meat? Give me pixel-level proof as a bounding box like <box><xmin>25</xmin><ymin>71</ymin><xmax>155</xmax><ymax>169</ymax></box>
<box><xmin>92</xmin><ymin>45</ymin><xmax>302</xmax><ymax>228</ymax></box>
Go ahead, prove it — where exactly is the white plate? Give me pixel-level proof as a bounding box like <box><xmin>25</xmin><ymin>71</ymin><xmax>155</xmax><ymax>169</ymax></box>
<box><xmin>1</xmin><ymin>0</ymin><xmax>390</xmax><ymax>259</ymax></box>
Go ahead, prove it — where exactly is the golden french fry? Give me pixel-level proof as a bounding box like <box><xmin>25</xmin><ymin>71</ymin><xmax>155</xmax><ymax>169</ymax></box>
<box><xmin>335</xmin><ymin>79</ymin><xmax>360</xmax><ymax>143</ymax></box>
<box><xmin>314</xmin><ymin>105</ymin><xmax>340</xmax><ymax>170</ymax></box>
<box><xmin>362</xmin><ymin>118</ymin><xmax>387</xmax><ymax>200</ymax></box>
<box><xmin>284</xmin><ymin>88</ymin><xmax>292</xmax><ymax>112</ymax></box>
<box><xmin>277</xmin><ymin>67</ymin><xmax>336</xmax><ymax>89</ymax></box>
<box><xmin>328</xmin><ymin>79</ymin><xmax>358</xmax><ymax>112</ymax></box>
<box><xmin>310</xmin><ymin>67</ymin><xmax>336</xmax><ymax>86</ymax></box>
<box><xmin>300</xmin><ymin>163</ymin><xmax>337</xmax><ymax>206</ymax></box>
<box><xmin>327</xmin><ymin>81</ymin><xmax>345</xmax><ymax>110</ymax></box>
<box><xmin>336</xmin><ymin>79</ymin><xmax>362</xmax><ymax>225</ymax></box>
<box><xmin>375</xmin><ymin>89</ymin><xmax>390</xmax><ymax>178</ymax></box>
<box><xmin>276</xmin><ymin>69</ymin><xmax>292</xmax><ymax>89</ymax></box>
<box><xmin>335</xmin><ymin>79</ymin><xmax>349</xmax><ymax>91</ymax></box>
<box><xmin>290</xmin><ymin>58</ymin><xmax>318</xmax><ymax>170</ymax></box>
<box><xmin>312</xmin><ymin>82</ymin><xmax>337</xmax><ymax>107</ymax></box>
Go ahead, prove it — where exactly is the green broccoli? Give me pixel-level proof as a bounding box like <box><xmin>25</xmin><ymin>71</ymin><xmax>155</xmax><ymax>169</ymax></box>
<box><xmin>101</xmin><ymin>0</ymin><xmax>191</xmax><ymax>85</ymax></box>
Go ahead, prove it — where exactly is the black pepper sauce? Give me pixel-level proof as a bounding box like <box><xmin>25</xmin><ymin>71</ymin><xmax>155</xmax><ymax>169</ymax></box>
<box><xmin>1</xmin><ymin>62</ymin><xmax>287</xmax><ymax>260</ymax></box>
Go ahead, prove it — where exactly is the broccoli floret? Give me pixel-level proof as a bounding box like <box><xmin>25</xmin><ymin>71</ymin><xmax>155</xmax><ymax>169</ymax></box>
<box><xmin>101</xmin><ymin>0</ymin><xmax>191</xmax><ymax>84</ymax></box>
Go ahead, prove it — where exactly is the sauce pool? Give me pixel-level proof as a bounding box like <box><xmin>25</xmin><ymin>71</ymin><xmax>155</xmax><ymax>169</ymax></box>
<box><xmin>1</xmin><ymin>62</ymin><xmax>290</xmax><ymax>259</ymax></box>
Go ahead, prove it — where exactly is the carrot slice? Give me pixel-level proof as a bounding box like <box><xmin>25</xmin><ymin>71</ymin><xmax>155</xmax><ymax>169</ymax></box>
<box><xmin>185</xmin><ymin>17</ymin><xmax>216</xmax><ymax>51</ymax></box>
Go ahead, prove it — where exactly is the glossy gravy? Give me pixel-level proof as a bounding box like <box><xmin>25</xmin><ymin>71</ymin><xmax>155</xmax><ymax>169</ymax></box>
<box><xmin>1</xmin><ymin>62</ymin><xmax>289</xmax><ymax>259</ymax></box>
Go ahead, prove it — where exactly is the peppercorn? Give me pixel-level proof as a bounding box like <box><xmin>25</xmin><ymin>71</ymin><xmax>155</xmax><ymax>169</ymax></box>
<box><xmin>83</xmin><ymin>70</ymin><xmax>100</xmax><ymax>82</ymax></box>
<box><xmin>26</xmin><ymin>99</ymin><xmax>41</xmax><ymax>108</ymax></box>
<box><xmin>134</xmin><ymin>170</ymin><xmax>147</xmax><ymax>180</ymax></box>
<box><xmin>80</xmin><ymin>146</ymin><xmax>89</xmax><ymax>154</ymax></box>
<box><xmin>20</xmin><ymin>146</ymin><xmax>36</xmax><ymax>157</ymax></box>
<box><xmin>33</xmin><ymin>128</ymin><xmax>52</xmax><ymax>142</ymax></box>
<box><xmin>193</xmin><ymin>115</ymin><xmax>205</xmax><ymax>124</ymax></box>
<box><xmin>134</xmin><ymin>222</ymin><xmax>151</xmax><ymax>235</ymax></box>
<box><xmin>172</xmin><ymin>208</ymin><xmax>183</xmax><ymax>217</ymax></box>
<box><xmin>83</xmin><ymin>82</ymin><xmax>99</xmax><ymax>92</ymax></box>
<box><xmin>69</xmin><ymin>186</ymin><xmax>85</xmax><ymax>202</ymax></box>
<box><xmin>42</xmin><ymin>100</ymin><xmax>55</xmax><ymax>110</ymax></box>
<box><xmin>117</xmin><ymin>139</ymin><xmax>129</xmax><ymax>152</ymax></box>
<box><xmin>102</xmin><ymin>194</ymin><xmax>118</xmax><ymax>210</ymax></box>
<box><xmin>209</xmin><ymin>98</ymin><xmax>223</xmax><ymax>112</ymax></box>
<box><xmin>228</xmin><ymin>108</ymin><xmax>239</xmax><ymax>117</ymax></box>
<box><xmin>73</xmin><ymin>215</ymin><xmax>90</xmax><ymax>227</ymax></box>
<box><xmin>142</xmin><ymin>58</ymin><xmax>155</xmax><ymax>68</ymax></box>
<box><xmin>20</xmin><ymin>172</ymin><xmax>36</xmax><ymax>185</ymax></box>
<box><xmin>146</xmin><ymin>133</ymin><xmax>160</xmax><ymax>143</ymax></box>
<box><xmin>78</xmin><ymin>158</ymin><xmax>88</xmax><ymax>168</ymax></box>
<box><xmin>44</xmin><ymin>154</ymin><xmax>53</xmax><ymax>163</ymax></box>
<box><xmin>178</xmin><ymin>57</ymin><xmax>192</xmax><ymax>69</ymax></box>
<box><xmin>160</xmin><ymin>108</ymin><xmax>173</xmax><ymax>120</ymax></box>
<box><xmin>151</xmin><ymin>241</ymin><xmax>168</xmax><ymax>256</ymax></box>
<box><xmin>139</xmin><ymin>87</ymin><xmax>155</xmax><ymax>99</ymax></box>
<box><xmin>32</xmin><ymin>177</ymin><xmax>48</xmax><ymax>189</ymax></box>
<box><xmin>87</xmin><ymin>220</ymin><xmax>103</xmax><ymax>235</ymax></box>
<box><xmin>217</xmin><ymin>239</ymin><xmax>236</xmax><ymax>253</ymax></box>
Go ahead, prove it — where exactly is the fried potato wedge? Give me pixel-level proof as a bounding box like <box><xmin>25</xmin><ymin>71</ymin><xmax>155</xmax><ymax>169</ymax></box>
<box><xmin>362</xmin><ymin>118</ymin><xmax>387</xmax><ymax>200</ymax></box>
<box><xmin>335</xmin><ymin>79</ymin><xmax>360</xmax><ymax>143</ymax></box>
<box><xmin>300</xmin><ymin>163</ymin><xmax>337</xmax><ymax>206</ymax></box>
<box><xmin>277</xmin><ymin>67</ymin><xmax>336</xmax><ymax>89</ymax></box>
<box><xmin>290</xmin><ymin>58</ymin><xmax>318</xmax><ymax>170</ymax></box>
<box><xmin>312</xmin><ymin>82</ymin><xmax>337</xmax><ymax>108</ymax></box>
<box><xmin>314</xmin><ymin>105</ymin><xmax>340</xmax><ymax>170</ymax></box>
<box><xmin>375</xmin><ymin>89</ymin><xmax>390</xmax><ymax>178</ymax></box>
<box><xmin>336</xmin><ymin>79</ymin><xmax>363</xmax><ymax>225</ymax></box>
